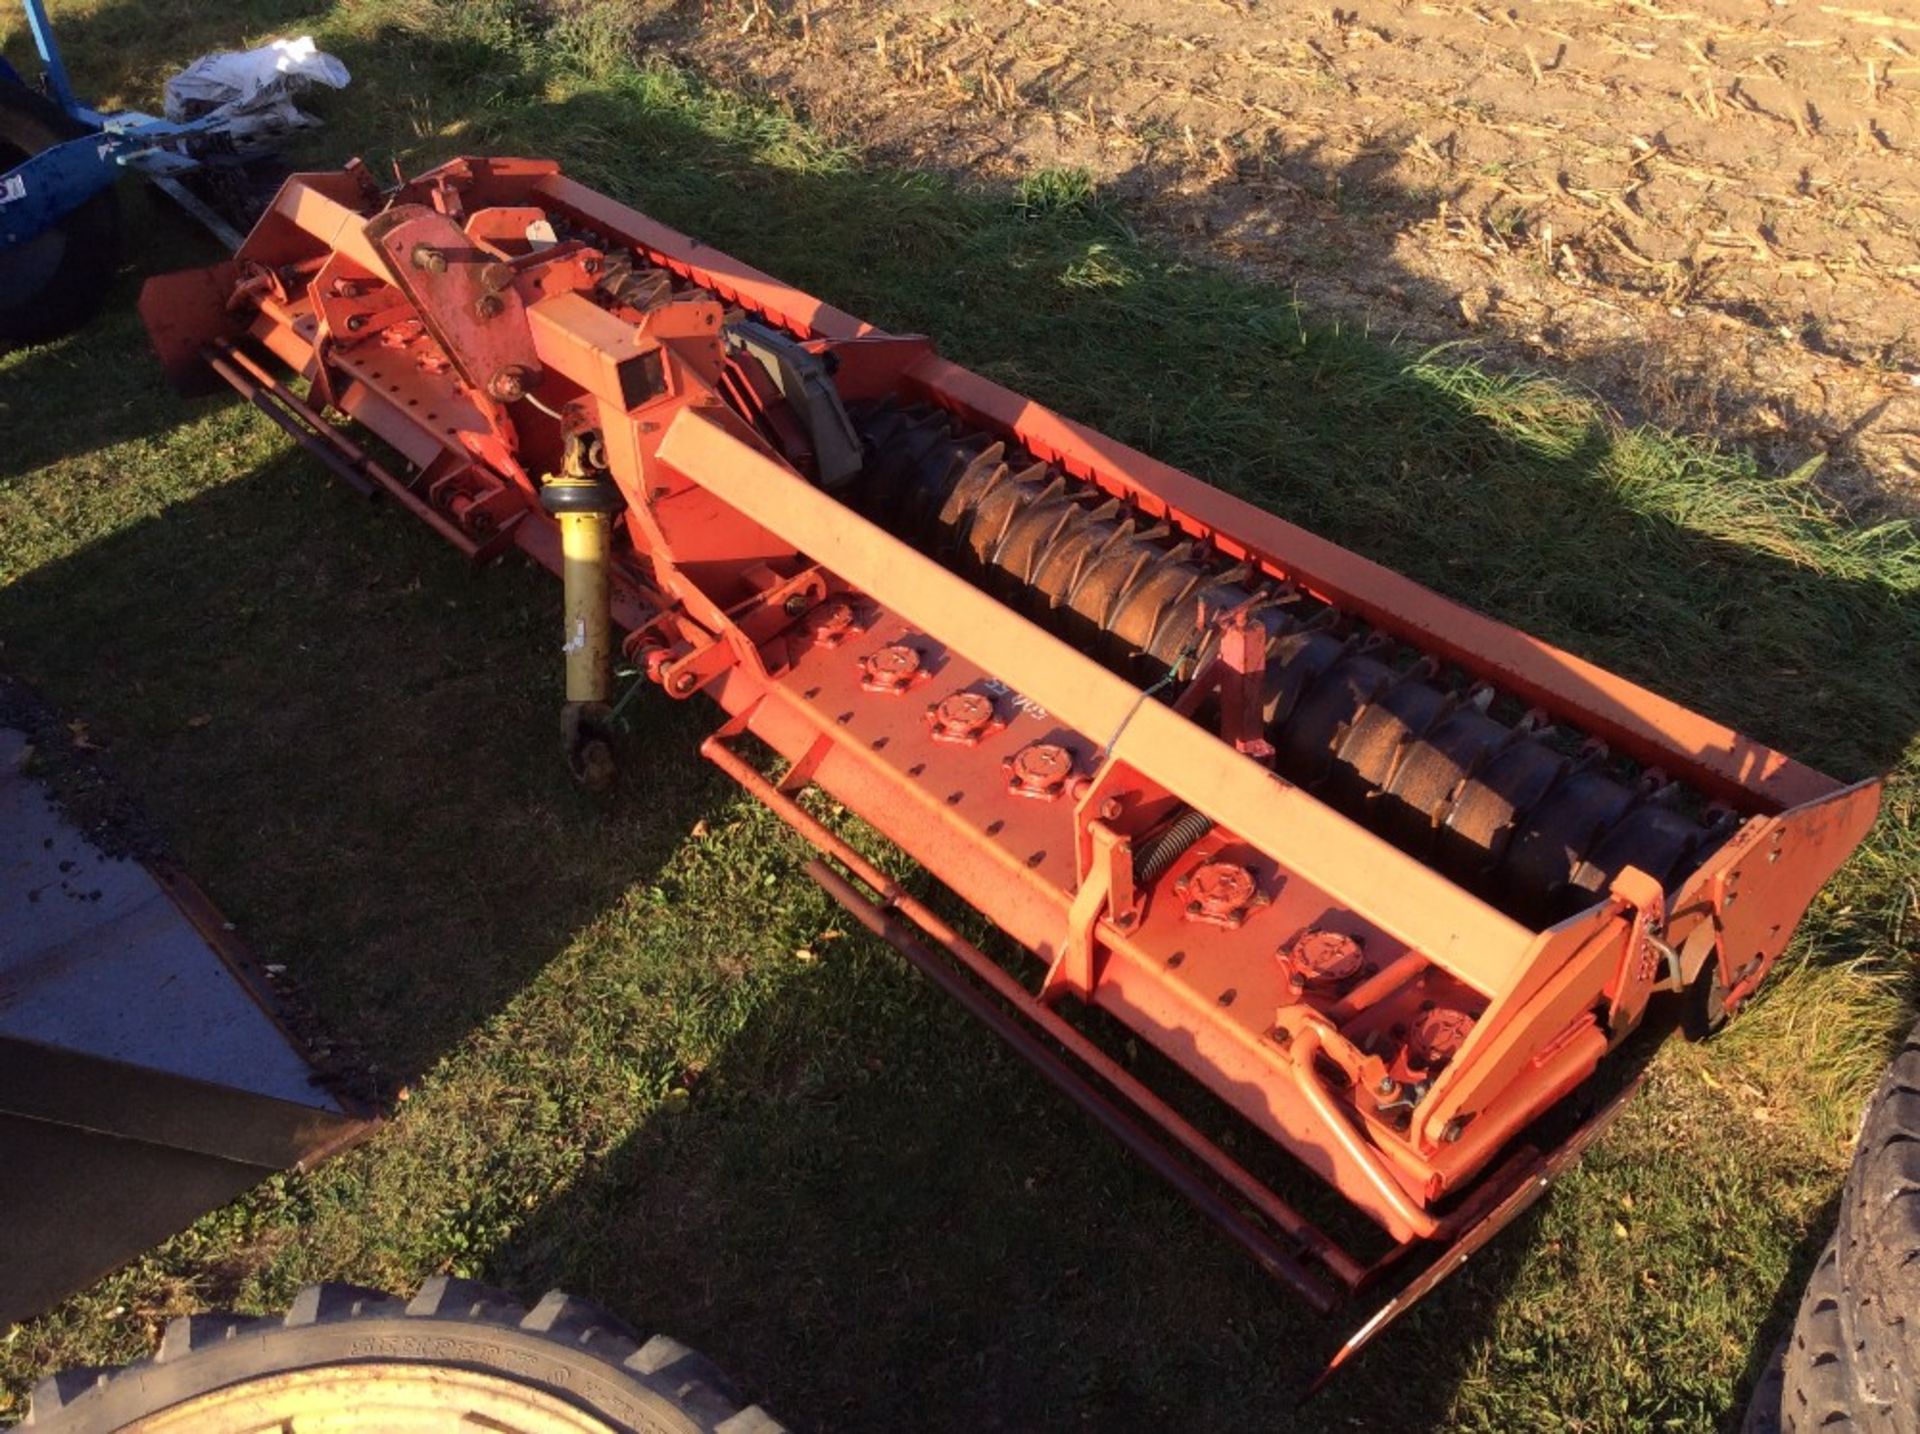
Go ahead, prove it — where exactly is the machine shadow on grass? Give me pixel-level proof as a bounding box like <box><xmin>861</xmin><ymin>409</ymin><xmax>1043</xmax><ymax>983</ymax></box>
<box><xmin>2</xmin><ymin>1</ymin><xmax>1917</xmax><ymax>1428</ymax></box>
<box><xmin>0</xmin><ymin>444</ymin><xmax>730</xmax><ymax>1083</ymax></box>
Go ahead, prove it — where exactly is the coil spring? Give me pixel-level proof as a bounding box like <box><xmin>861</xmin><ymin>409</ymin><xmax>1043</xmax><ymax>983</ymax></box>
<box><xmin>1134</xmin><ymin>810</ymin><xmax>1216</xmax><ymax>884</ymax></box>
<box><xmin>849</xmin><ymin>401</ymin><xmax>1730</xmax><ymax>926</ymax></box>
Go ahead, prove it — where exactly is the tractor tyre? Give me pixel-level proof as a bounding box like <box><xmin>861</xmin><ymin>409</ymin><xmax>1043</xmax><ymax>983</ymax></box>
<box><xmin>23</xmin><ymin>1277</ymin><xmax>785</xmax><ymax>1433</ymax></box>
<box><xmin>1760</xmin><ymin>1236</ymin><xmax>1867</xmax><ymax>1434</ymax></box>
<box><xmin>0</xmin><ymin>80</ymin><xmax>121</xmax><ymax>347</ymax></box>
<box><xmin>1747</xmin><ymin>1019</ymin><xmax>1920</xmax><ymax>1433</ymax></box>
<box><xmin>1830</xmin><ymin>1020</ymin><xmax>1920</xmax><ymax>1429</ymax></box>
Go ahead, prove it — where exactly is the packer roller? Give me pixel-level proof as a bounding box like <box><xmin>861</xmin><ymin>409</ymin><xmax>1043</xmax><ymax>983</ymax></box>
<box><xmin>849</xmin><ymin>401</ymin><xmax>1730</xmax><ymax>928</ymax></box>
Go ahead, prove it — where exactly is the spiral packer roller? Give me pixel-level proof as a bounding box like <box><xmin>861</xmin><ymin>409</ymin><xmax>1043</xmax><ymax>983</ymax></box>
<box><xmin>142</xmin><ymin>156</ymin><xmax>1882</xmax><ymax>1379</ymax></box>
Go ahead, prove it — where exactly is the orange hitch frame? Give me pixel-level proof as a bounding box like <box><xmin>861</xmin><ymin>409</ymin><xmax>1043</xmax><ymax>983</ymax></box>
<box><xmin>140</xmin><ymin>156</ymin><xmax>1882</xmax><ymax>1379</ymax></box>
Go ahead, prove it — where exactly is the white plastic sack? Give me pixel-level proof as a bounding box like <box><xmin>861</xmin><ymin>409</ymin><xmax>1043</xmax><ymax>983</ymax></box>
<box><xmin>163</xmin><ymin>36</ymin><xmax>350</xmax><ymax>150</ymax></box>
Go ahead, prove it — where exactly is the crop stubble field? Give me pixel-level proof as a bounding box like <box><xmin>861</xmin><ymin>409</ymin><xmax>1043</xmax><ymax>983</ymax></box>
<box><xmin>680</xmin><ymin>0</ymin><xmax>1920</xmax><ymax>511</ymax></box>
<box><xmin>0</xmin><ymin>1</ymin><xmax>1917</xmax><ymax>1429</ymax></box>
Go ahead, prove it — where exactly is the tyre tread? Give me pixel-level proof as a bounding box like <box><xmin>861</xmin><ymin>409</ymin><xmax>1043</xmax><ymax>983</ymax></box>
<box><xmin>26</xmin><ymin>1280</ymin><xmax>785</xmax><ymax>1433</ymax></box>
<box><xmin>1835</xmin><ymin>1025</ymin><xmax>1920</xmax><ymax>1430</ymax></box>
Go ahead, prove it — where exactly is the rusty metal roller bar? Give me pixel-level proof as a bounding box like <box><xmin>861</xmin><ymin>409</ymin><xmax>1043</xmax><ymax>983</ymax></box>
<box><xmin>851</xmin><ymin>402</ymin><xmax>1720</xmax><ymax>925</ymax></box>
<box><xmin>855</xmin><ymin>405</ymin><xmax>1263</xmax><ymax>675</ymax></box>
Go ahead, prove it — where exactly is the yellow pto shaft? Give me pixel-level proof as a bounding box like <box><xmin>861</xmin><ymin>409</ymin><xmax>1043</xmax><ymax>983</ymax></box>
<box><xmin>539</xmin><ymin>467</ymin><xmax>625</xmax><ymax>788</ymax></box>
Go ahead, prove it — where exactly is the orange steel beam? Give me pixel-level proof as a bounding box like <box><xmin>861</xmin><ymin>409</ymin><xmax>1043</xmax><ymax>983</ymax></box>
<box><xmin>654</xmin><ymin>404</ymin><xmax>1536</xmax><ymax>996</ymax></box>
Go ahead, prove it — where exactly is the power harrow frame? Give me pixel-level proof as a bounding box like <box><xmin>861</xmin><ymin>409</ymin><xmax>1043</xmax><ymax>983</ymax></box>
<box><xmin>141</xmin><ymin>156</ymin><xmax>1881</xmax><ymax>1377</ymax></box>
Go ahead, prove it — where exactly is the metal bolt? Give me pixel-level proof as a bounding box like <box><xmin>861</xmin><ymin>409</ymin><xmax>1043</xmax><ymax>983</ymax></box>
<box><xmin>929</xmin><ymin>690</ymin><xmax>997</xmax><ymax>745</ymax></box>
<box><xmin>670</xmin><ymin>673</ymin><xmax>697</xmax><ymax>695</ymax></box>
<box><xmin>800</xmin><ymin>599</ymin><xmax>855</xmax><ymax>648</ymax></box>
<box><xmin>1282</xmin><ymin>928</ymin><xmax>1366</xmax><ymax>989</ymax></box>
<box><xmin>1409</xmin><ymin>1006</ymin><xmax>1476</xmax><ymax>1070</ymax></box>
<box><xmin>1005</xmin><ymin>741</ymin><xmax>1074</xmax><ymax>798</ymax></box>
<box><xmin>783</xmin><ymin>593</ymin><xmax>811</xmax><ymax>617</ymax></box>
<box><xmin>410</xmin><ymin>243</ymin><xmax>447</xmax><ymax>273</ymax></box>
<box><xmin>488</xmin><ymin>366</ymin><xmax>529</xmax><ymax>403</ymax></box>
<box><xmin>1377</xmin><ymin>1076</ymin><xmax>1397</xmax><ymax>1095</ymax></box>
<box><xmin>475</xmin><ymin>293</ymin><xmax>504</xmax><ymax>320</ymax></box>
<box><xmin>1178</xmin><ymin>860</ymin><xmax>1260</xmax><ymax>928</ymax></box>
<box><xmin>860</xmin><ymin>644</ymin><xmax>923</xmax><ymax>694</ymax></box>
<box><xmin>345</xmin><ymin>314</ymin><xmax>367</xmax><ymax>333</ymax></box>
<box><xmin>1441</xmin><ymin>1119</ymin><xmax>1465</xmax><ymax>1143</ymax></box>
<box><xmin>1098</xmin><ymin>797</ymin><xmax>1123</xmax><ymax>821</ymax></box>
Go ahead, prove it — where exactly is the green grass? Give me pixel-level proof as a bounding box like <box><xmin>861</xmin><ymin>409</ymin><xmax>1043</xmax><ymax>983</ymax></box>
<box><xmin>2</xmin><ymin>0</ymin><xmax>1918</xmax><ymax>1428</ymax></box>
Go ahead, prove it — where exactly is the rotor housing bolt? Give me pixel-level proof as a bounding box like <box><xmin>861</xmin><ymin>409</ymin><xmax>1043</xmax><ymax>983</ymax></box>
<box><xmin>798</xmin><ymin>599</ymin><xmax>856</xmax><ymax>648</ymax></box>
<box><xmin>475</xmin><ymin>293</ymin><xmax>505</xmax><ymax>320</ymax></box>
<box><xmin>488</xmin><ymin>366</ymin><xmax>531</xmax><ymax>402</ymax></box>
<box><xmin>927</xmin><ymin>691</ymin><xmax>1000</xmax><ymax>746</ymax></box>
<box><xmin>1280</xmin><ymin>927</ymin><xmax>1367</xmax><ymax>993</ymax></box>
<box><xmin>859</xmin><ymin>644</ymin><xmax>923</xmax><ymax>694</ymax></box>
<box><xmin>1172</xmin><ymin>861</ymin><xmax>1262</xmax><ymax>929</ymax></box>
<box><xmin>1407</xmin><ymin>1006</ymin><xmax>1476</xmax><ymax>1072</ymax></box>
<box><xmin>410</xmin><ymin>243</ymin><xmax>447</xmax><ymax>273</ymax></box>
<box><xmin>1005</xmin><ymin>742</ymin><xmax>1074</xmax><ymax>800</ymax></box>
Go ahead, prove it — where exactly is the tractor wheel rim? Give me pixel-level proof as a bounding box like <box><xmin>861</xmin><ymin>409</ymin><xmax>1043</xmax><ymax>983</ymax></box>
<box><xmin>126</xmin><ymin>1361</ymin><xmax>633</xmax><ymax>1434</ymax></box>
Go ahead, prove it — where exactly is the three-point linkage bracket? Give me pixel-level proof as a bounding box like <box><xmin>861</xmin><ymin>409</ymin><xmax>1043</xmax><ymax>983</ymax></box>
<box><xmin>1172</xmin><ymin>594</ymin><xmax>1277</xmax><ymax>765</ymax></box>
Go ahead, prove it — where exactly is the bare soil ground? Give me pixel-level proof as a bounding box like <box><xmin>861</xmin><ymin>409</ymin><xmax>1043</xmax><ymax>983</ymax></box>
<box><xmin>649</xmin><ymin>0</ymin><xmax>1920</xmax><ymax>509</ymax></box>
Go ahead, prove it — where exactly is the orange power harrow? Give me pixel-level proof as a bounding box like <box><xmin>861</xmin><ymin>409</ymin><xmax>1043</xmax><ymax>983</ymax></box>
<box><xmin>142</xmin><ymin>157</ymin><xmax>1881</xmax><ymax>1375</ymax></box>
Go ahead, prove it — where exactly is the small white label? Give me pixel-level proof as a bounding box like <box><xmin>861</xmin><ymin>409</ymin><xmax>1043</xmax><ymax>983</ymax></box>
<box><xmin>981</xmin><ymin>678</ymin><xmax>1049</xmax><ymax>722</ymax></box>
<box><xmin>0</xmin><ymin>175</ymin><xmax>25</xmax><ymax>205</ymax></box>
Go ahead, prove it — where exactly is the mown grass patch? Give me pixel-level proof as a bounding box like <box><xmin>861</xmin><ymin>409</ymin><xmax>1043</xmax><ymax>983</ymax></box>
<box><xmin>2</xmin><ymin>1</ymin><xmax>1916</xmax><ymax>1428</ymax></box>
